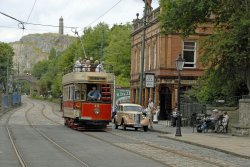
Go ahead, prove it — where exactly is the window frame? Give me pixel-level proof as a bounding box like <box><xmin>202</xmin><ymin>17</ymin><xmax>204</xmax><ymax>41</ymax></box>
<box><xmin>182</xmin><ymin>41</ymin><xmax>196</xmax><ymax>68</ymax></box>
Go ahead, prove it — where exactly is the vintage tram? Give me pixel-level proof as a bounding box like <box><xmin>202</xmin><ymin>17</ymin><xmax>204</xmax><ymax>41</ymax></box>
<box><xmin>62</xmin><ymin>68</ymin><xmax>114</xmax><ymax>130</ymax></box>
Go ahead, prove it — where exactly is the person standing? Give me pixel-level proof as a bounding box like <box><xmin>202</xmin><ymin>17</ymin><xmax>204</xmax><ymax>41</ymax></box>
<box><xmin>222</xmin><ymin>112</ymin><xmax>229</xmax><ymax>129</ymax></box>
<box><xmin>211</xmin><ymin>109</ymin><xmax>220</xmax><ymax>132</ymax></box>
<box><xmin>147</xmin><ymin>98</ymin><xmax>155</xmax><ymax>128</ymax></box>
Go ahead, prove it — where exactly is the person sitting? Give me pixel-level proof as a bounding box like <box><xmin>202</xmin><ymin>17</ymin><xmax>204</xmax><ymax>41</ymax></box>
<box><xmin>83</xmin><ymin>59</ymin><xmax>91</xmax><ymax>72</ymax></box>
<box><xmin>95</xmin><ymin>61</ymin><xmax>105</xmax><ymax>72</ymax></box>
<box><xmin>74</xmin><ymin>59</ymin><xmax>82</xmax><ymax>72</ymax></box>
<box><xmin>201</xmin><ymin>114</ymin><xmax>211</xmax><ymax>133</ymax></box>
<box><xmin>87</xmin><ymin>86</ymin><xmax>101</xmax><ymax>101</ymax></box>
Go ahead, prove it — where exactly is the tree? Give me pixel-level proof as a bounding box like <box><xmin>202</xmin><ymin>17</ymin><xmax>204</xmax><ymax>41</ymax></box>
<box><xmin>31</xmin><ymin>60</ymin><xmax>49</xmax><ymax>79</ymax></box>
<box><xmin>81</xmin><ymin>23</ymin><xmax>110</xmax><ymax>60</ymax></box>
<box><xmin>0</xmin><ymin>42</ymin><xmax>14</xmax><ymax>88</ymax></box>
<box><xmin>104</xmin><ymin>24</ymin><xmax>132</xmax><ymax>87</ymax></box>
<box><xmin>159</xmin><ymin>0</ymin><xmax>250</xmax><ymax>102</ymax></box>
<box><xmin>31</xmin><ymin>22</ymin><xmax>132</xmax><ymax>97</ymax></box>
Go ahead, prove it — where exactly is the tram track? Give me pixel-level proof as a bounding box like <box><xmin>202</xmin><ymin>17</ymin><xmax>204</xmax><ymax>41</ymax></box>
<box><xmin>25</xmin><ymin>101</ymin><xmax>90</xmax><ymax>167</ymax></box>
<box><xmin>50</xmin><ymin>103</ymin><xmax>62</xmax><ymax>118</ymax></box>
<box><xmin>40</xmin><ymin>103</ymin><xmax>62</xmax><ymax>125</ymax></box>
<box><xmin>4</xmin><ymin>103</ymin><xmax>31</xmax><ymax>167</ymax></box>
<box><xmin>80</xmin><ymin>130</ymin><xmax>235</xmax><ymax>167</ymax></box>
<box><xmin>36</xmin><ymin>100</ymin><xmax>232</xmax><ymax>166</ymax></box>
<box><xmin>27</xmin><ymin>100</ymin><xmax>239</xmax><ymax>167</ymax></box>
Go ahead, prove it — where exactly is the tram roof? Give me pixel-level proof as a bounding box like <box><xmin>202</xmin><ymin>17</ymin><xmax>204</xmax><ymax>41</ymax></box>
<box><xmin>62</xmin><ymin>71</ymin><xmax>114</xmax><ymax>85</ymax></box>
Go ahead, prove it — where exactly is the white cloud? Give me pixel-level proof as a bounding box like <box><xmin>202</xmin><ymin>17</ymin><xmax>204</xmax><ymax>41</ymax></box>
<box><xmin>0</xmin><ymin>0</ymin><xmax>159</xmax><ymax>43</ymax></box>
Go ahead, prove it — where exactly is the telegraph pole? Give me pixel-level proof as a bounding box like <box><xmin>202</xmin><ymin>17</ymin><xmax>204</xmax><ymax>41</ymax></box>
<box><xmin>139</xmin><ymin>1</ymin><xmax>148</xmax><ymax>105</ymax></box>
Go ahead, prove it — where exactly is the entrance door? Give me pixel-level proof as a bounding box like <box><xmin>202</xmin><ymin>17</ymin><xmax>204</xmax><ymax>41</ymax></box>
<box><xmin>159</xmin><ymin>87</ymin><xmax>172</xmax><ymax>120</ymax></box>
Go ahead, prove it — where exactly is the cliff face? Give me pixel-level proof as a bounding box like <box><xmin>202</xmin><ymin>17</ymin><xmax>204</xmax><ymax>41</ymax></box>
<box><xmin>11</xmin><ymin>33</ymin><xmax>75</xmax><ymax>74</ymax></box>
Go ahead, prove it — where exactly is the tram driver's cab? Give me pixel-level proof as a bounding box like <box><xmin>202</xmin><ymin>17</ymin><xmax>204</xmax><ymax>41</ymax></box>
<box><xmin>69</xmin><ymin>83</ymin><xmax>111</xmax><ymax>103</ymax></box>
<box><xmin>87</xmin><ymin>85</ymin><xmax>101</xmax><ymax>101</ymax></box>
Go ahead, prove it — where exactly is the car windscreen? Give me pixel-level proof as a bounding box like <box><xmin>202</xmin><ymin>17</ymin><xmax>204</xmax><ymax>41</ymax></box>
<box><xmin>123</xmin><ymin>106</ymin><xmax>142</xmax><ymax>112</ymax></box>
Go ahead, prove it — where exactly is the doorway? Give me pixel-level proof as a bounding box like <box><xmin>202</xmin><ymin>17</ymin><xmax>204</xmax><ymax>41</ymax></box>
<box><xmin>159</xmin><ymin>87</ymin><xmax>172</xmax><ymax>120</ymax></box>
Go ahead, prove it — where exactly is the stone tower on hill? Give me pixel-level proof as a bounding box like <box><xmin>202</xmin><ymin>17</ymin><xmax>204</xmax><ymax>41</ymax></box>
<box><xmin>59</xmin><ymin>16</ymin><xmax>64</xmax><ymax>35</ymax></box>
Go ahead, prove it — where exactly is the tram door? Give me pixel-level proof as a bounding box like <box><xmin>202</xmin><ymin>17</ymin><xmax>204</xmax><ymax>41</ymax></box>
<box><xmin>159</xmin><ymin>87</ymin><xmax>172</xmax><ymax>120</ymax></box>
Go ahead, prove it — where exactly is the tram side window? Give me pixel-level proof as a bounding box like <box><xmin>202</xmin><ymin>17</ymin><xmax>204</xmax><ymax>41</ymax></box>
<box><xmin>70</xmin><ymin>86</ymin><xmax>74</xmax><ymax>100</ymax></box>
<box><xmin>74</xmin><ymin>84</ymin><xmax>87</xmax><ymax>101</ymax></box>
<box><xmin>63</xmin><ymin>87</ymin><xmax>68</xmax><ymax>101</ymax></box>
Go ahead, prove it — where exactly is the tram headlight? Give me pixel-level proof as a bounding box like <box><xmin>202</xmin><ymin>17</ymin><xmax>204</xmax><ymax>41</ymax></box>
<box><xmin>94</xmin><ymin>108</ymin><xmax>100</xmax><ymax>115</ymax></box>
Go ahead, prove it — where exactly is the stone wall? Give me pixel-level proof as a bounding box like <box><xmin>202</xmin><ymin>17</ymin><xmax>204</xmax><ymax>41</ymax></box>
<box><xmin>232</xmin><ymin>99</ymin><xmax>250</xmax><ymax>136</ymax></box>
<box><xmin>239</xmin><ymin>99</ymin><xmax>250</xmax><ymax>126</ymax></box>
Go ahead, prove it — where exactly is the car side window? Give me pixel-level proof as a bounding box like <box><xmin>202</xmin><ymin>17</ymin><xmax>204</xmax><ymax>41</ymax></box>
<box><xmin>118</xmin><ymin>105</ymin><xmax>122</xmax><ymax>112</ymax></box>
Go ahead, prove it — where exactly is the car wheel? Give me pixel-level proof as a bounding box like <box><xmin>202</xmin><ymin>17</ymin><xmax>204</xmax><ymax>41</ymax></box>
<box><xmin>143</xmin><ymin>126</ymin><xmax>148</xmax><ymax>132</ymax></box>
<box><xmin>121</xmin><ymin>120</ymin><xmax>126</xmax><ymax>130</ymax></box>
<box><xmin>135</xmin><ymin>127</ymin><xmax>138</xmax><ymax>131</ymax></box>
<box><xmin>197</xmin><ymin>125</ymin><xmax>202</xmax><ymax>133</ymax></box>
<box><xmin>114</xmin><ymin>119</ymin><xmax>118</xmax><ymax>129</ymax></box>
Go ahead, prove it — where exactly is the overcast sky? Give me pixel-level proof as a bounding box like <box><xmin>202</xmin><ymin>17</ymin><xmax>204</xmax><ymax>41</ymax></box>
<box><xmin>0</xmin><ymin>0</ymin><xmax>159</xmax><ymax>43</ymax></box>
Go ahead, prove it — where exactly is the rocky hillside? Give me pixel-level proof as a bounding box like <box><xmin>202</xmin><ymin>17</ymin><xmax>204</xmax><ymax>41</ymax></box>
<box><xmin>11</xmin><ymin>33</ymin><xmax>75</xmax><ymax>74</ymax></box>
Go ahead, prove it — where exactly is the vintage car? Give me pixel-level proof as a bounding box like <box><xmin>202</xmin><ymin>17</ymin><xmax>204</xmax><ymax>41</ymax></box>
<box><xmin>113</xmin><ymin>103</ymin><xmax>149</xmax><ymax>131</ymax></box>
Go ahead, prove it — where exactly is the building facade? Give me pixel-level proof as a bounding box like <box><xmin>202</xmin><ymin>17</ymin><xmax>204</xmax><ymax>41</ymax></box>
<box><xmin>130</xmin><ymin>7</ymin><xmax>212</xmax><ymax>120</ymax></box>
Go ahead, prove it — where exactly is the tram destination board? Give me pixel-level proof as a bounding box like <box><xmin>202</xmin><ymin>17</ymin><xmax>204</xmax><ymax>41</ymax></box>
<box><xmin>88</xmin><ymin>76</ymin><xmax>106</xmax><ymax>82</ymax></box>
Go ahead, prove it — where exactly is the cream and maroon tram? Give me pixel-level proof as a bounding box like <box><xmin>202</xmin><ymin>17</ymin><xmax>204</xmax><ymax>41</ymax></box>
<box><xmin>62</xmin><ymin>70</ymin><xmax>114</xmax><ymax>130</ymax></box>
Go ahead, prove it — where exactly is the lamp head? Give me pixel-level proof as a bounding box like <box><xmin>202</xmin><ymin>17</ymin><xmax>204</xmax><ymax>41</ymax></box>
<box><xmin>176</xmin><ymin>54</ymin><xmax>185</xmax><ymax>71</ymax></box>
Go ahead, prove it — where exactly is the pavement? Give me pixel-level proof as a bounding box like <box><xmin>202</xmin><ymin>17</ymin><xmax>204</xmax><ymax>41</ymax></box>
<box><xmin>149</xmin><ymin>120</ymin><xmax>250</xmax><ymax>159</ymax></box>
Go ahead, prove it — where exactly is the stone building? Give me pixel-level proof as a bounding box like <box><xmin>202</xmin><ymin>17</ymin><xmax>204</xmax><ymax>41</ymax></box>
<box><xmin>130</xmin><ymin>7</ymin><xmax>212</xmax><ymax>120</ymax></box>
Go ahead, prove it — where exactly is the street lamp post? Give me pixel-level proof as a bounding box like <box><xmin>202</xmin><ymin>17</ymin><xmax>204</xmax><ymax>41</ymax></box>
<box><xmin>175</xmin><ymin>54</ymin><xmax>185</xmax><ymax>136</ymax></box>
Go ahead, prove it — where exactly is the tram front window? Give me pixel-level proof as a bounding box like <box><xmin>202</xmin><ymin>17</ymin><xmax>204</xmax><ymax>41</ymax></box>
<box><xmin>74</xmin><ymin>84</ymin><xmax>86</xmax><ymax>101</ymax></box>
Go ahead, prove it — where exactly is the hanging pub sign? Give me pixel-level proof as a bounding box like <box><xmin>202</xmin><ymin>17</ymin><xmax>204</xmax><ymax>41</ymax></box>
<box><xmin>145</xmin><ymin>73</ymin><xmax>155</xmax><ymax>88</ymax></box>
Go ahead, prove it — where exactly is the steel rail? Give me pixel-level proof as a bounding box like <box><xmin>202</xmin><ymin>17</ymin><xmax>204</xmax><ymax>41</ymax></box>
<box><xmin>25</xmin><ymin>99</ymin><xmax>232</xmax><ymax>167</ymax></box>
<box><xmin>40</xmin><ymin>103</ymin><xmax>63</xmax><ymax>125</ymax></box>
<box><xmin>82</xmin><ymin>131</ymin><xmax>170</xmax><ymax>167</ymax></box>
<box><xmin>5</xmin><ymin>103</ymin><xmax>31</xmax><ymax>167</ymax></box>
<box><xmin>25</xmin><ymin>101</ymin><xmax>90</xmax><ymax>167</ymax></box>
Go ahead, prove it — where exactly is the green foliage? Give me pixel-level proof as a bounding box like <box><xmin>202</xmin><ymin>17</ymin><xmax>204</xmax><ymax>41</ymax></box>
<box><xmin>49</xmin><ymin>47</ymin><xmax>57</xmax><ymax>60</ymax></box>
<box><xmin>31</xmin><ymin>60</ymin><xmax>49</xmax><ymax>79</ymax></box>
<box><xmin>104</xmin><ymin>24</ymin><xmax>132</xmax><ymax>80</ymax></box>
<box><xmin>20</xmin><ymin>80</ymin><xmax>30</xmax><ymax>95</ymax></box>
<box><xmin>31</xmin><ymin>23</ymin><xmax>132</xmax><ymax>97</ymax></box>
<box><xmin>0</xmin><ymin>42</ymin><xmax>14</xmax><ymax>84</ymax></box>
<box><xmin>81</xmin><ymin>22</ymin><xmax>110</xmax><ymax>60</ymax></box>
<box><xmin>159</xmin><ymin>0</ymin><xmax>250</xmax><ymax>103</ymax></box>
